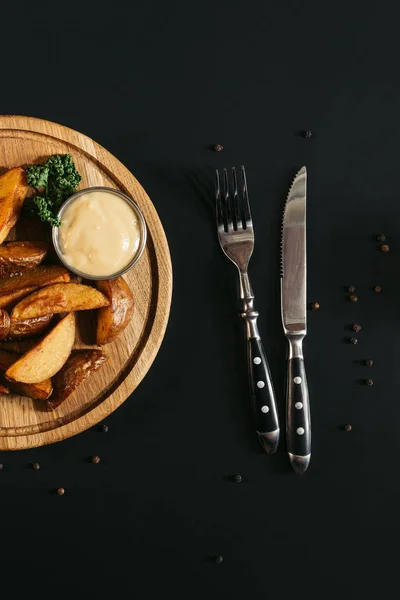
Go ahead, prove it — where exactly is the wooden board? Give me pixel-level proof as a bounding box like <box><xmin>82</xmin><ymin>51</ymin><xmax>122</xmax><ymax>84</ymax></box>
<box><xmin>0</xmin><ymin>115</ymin><xmax>172</xmax><ymax>450</ymax></box>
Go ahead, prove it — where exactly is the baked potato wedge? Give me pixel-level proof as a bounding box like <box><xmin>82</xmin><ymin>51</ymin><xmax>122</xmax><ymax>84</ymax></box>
<box><xmin>0</xmin><ymin>308</ymin><xmax>10</xmax><ymax>340</ymax></box>
<box><xmin>0</xmin><ymin>264</ymin><xmax>70</xmax><ymax>295</ymax></box>
<box><xmin>5</xmin><ymin>312</ymin><xmax>75</xmax><ymax>384</ymax></box>
<box><xmin>7</xmin><ymin>314</ymin><xmax>53</xmax><ymax>340</ymax></box>
<box><xmin>0</xmin><ymin>241</ymin><xmax>48</xmax><ymax>278</ymax></box>
<box><xmin>96</xmin><ymin>277</ymin><xmax>134</xmax><ymax>345</ymax></box>
<box><xmin>47</xmin><ymin>350</ymin><xmax>108</xmax><ymax>410</ymax></box>
<box><xmin>10</xmin><ymin>283</ymin><xmax>109</xmax><ymax>321</ymax></box>
<box><xmin>0</xmin><ymin>286</ymin><xmax>37</xmax><ymax>311</ymax></box>
<box><xmin>0</xmin><ymin>349</ymin><xmax>52</xmax><ymax>400</ymax></box>
<box><xmin>0</xmin><ymin>167</ymin><xmax>29</xmax><ymax>244</ymax></box>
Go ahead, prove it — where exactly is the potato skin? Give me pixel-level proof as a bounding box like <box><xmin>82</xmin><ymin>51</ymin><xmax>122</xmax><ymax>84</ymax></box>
<box><xmin>0</xmin><ymin>384</ymin><xmax>9</xmax><ymax>394</ymax></box>
<box><xmin>7</xmin><ymin>314</ymin><xmax>53</xmax><ymax>340</ymax></box>
<box><xmin>0</xmin><ymin>308</ymin><xmax>10</xmax><ymax>340</ymax></box>
<box><xmin>0</xmin><ymin>167</ymin><xmax>29</xmax><ymax>244</ymax></box>
<box><xmin>0</xmin><ymin>241</ymin><xmax>48</xmax><ymax>278</ymax></box>
<box><xmin>0</xmin><ymin>349</ymin><xmax>52</xmax><ymax>400</ymax></box>
<box><xmin>0</xmin><ymin>264</ymin><xmax>70</xmax><ymax>296</ymax></box>
<box><xmin>10</xmin><ymin>283</ymin><xmax>109</xmax><ymax>321</ymax></box>
<box><xmin>47</xmin><ymin>350</ymin><xmax>107</xmax><ymax>410</ymax></box>
<box><xmin>96</xmin><ymin>277</ymin><xmax>134</xmax><ymax>345</ymax></box>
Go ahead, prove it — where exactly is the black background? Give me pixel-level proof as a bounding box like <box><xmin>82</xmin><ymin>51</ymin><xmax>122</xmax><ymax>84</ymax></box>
<box><xmin>0</xmin><ymin>1</ymin><xmax>398</xmax><ymax>597</ymax></box>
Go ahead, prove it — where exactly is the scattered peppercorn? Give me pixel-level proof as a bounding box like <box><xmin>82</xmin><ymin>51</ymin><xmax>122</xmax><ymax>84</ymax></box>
<box><xmin>344</xmin><ymin>424</ymin><xmax>352</xmax><ymax>432</ymax></box>
<box><xmin>304</xmin><ymin>130</ymin><xmax>312</xmax><ymax>138</ymax></box>
<box><xmin>32</xmin><ymin>463</ymin><xmax>40</xmax><ymax>471</ymax></box>
<box><xmin>349</xmin><ymin>295</ymin><xmax>358</xmax><ymax>303</ymax></box>
<box><xmin>101</xmin><ymin>424</ymin><xmax>109</xmax><ymax>433</ymax></box>
<box><xmin>92</xmin><ymin>456</ymin><xmax>101</xmax><ymax>464</ymax></box>
<box><xmin>348</xmin><ymin>285</ymin><xmax>356</xmax><ymax>293</ymax></box>
<box><xmin>377</xmin><ymin>234</ymin><xmax>386</xmax><ymax>243</ymax></box>
<box><xmin>57</xmin><ymin>487</ymin><xmax>65</xmax><ymax>496</ymax></box>
<box><xmin>311</xmin><ymin>301</ymin><xmax>320</xmax><ymax>311</ymax></box>
<box><xmin>233</xmin><ymin>474</ymin><xmax>242</xmax><ymax>483</ymax></box>
<box><xmin>381</xmin><ymin>244</ymin><xmax>390</xmax><ymax>253</ymax></box>
<box><xmin>350</xmin><ymin>337</ymin><xmax>358</xmax><ymax>344</ymax></box>
<box><xmin>365</xmin><ymin>379</ymin><xmax>374</xmax><ymax>386</ymax></box>
<box><xmin>374</xmin><ymin>285</ymin><xmax>382</xmax><ymax>293</ymax></box>
<box><xmin>215</xmin><ymin>556</ymin><xmax>224</xmax><ymax>564</ymax></box>
<box><xmin>213</xmin><ymin>144</ymin><xmax>223</xmax><ymax>152</ymax></box>
<box><xmin>352</xmin><ymin>323</ymin><xmax>362</xmax><ymax>333</ymax></box>
<box><xmin>365</xmin><ymin>359</ymin><xmax>374</xmax><ymax>367</ymax></box>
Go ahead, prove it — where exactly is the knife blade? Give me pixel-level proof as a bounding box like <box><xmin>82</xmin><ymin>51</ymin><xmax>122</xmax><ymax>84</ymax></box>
<box><xmin>281</xmin><ymin>166</ymin><xmax>311</xmax><ymax>474</ymax></box>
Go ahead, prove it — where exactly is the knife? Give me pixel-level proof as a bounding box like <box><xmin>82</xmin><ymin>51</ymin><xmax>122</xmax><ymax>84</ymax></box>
<box><xmin>280</xmin><ymin>166</ymin><xmax>311</xmax><ymax>474</ymax></box>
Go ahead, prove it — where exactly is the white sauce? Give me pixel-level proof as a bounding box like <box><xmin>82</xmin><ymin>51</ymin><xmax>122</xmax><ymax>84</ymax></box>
<box><xmin>58</xmin><ymin>190</ymin><xmax>141</xmax><ymax>277</ymax></box>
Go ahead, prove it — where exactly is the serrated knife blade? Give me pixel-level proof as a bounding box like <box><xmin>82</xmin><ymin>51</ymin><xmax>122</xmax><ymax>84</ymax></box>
<box><xmin>281</xmin><ymin>166</ymin><xmax>307</xmax><ymax>334</ymax></box>
<box><xmin>280</xmin><ymin>166</ymin><xmax>311</xmax><ymax>475</ymax></box>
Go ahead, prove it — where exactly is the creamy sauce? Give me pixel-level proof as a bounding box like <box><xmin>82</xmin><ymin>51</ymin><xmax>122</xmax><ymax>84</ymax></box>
<box><xmin>58</xmin><ymin>190</ymin><xmax>141</xmax><ymax>277</ymax></box>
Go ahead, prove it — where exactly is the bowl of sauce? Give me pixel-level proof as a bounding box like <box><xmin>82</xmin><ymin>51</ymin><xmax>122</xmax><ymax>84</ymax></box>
<box><xmin>52</xmin><ymin>187</ymin><xmax>147</xmax><ymax>280</ymax></box>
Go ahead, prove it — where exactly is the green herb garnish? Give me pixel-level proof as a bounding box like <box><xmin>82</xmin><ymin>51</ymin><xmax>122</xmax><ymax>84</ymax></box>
<box><xmin>25</xmin><ymin>154</ymin><xmax>82</xmax><ymax>226</ymax></box>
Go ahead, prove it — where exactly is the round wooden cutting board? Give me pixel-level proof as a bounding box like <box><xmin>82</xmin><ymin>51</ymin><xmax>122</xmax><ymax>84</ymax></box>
<box><xmin>0</xmin><ymin>115</ymin><xmax>172</xmax><ymax>450</ymax></box>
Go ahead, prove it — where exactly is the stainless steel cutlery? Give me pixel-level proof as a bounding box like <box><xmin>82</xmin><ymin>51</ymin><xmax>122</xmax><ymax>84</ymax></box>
<box><xmin>215</xmin><ymin>166</ymin><xmax>280</xmax><ymax>454</ymax></box>
<box><xmin>215</xmin><ymin>165</ymin><xmax>310</xmax><ymax>473</ymax></box>
<box><xmin>280</xmin><ymin>167</ymin><xmax>310</xmax><ymax>474</ymax></box>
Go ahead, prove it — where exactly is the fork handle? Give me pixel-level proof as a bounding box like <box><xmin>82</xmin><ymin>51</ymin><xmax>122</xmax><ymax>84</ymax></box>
<box><xmin>244</xmin><ymin>313</ymin><xmax>280</xmax><ymax>454</ymax></box>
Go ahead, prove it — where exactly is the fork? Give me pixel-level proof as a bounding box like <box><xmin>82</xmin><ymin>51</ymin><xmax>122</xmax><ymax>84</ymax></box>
<box><xmin>216</xmin><ymin>166</ymin><xmax>280</xmax><ymax>454</ymax></box>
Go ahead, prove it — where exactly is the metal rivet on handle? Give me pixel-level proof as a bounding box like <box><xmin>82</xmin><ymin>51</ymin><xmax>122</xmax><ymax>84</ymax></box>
<box><xmin>296</xmin><ymin>427</ymin><xmax>305</xmax><ymax>435</ymax></box>
<box><xmin>294</xmin><ymin>376</ymin><xmax>302</xmax><ymax>384</ymax></box>
<box><xmin>295</xmin><ymin>402</ymin><xmax>303</xmax><ymax>410</ymax></box>
<box><xmin>253</xmin><ymin>357</ymin><xmax>261</xmax><ymax>365</ymax></box>
<box><xmin>261</xmin><ymin>405</ymin><xmax>269</xmax><ymax>413</ymax></box>
<box><xmin>257</xmin><ymin>381</ymin><xmax>265</xmax><ymax>389</ymax></box>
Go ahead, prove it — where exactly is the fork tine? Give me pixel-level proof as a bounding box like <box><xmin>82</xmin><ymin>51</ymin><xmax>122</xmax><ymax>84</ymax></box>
<box><xmin>241</xmin><ymin>165</ymin><xmax>252</xmax><ymax>225</ymax></box>
<box><xmin>215</xmin><ymin>169</ymin><xmax>224</xmax><ymax>230</ymax></box>
<box><xmin>223</xmin><ymin>168</ymin><xmax>234</xmax><ymax>231</ymax></box>
<box><xmin>232</xmin><ymin>167</ymin><xmax>242</xmax><ymax>230</ymax></box>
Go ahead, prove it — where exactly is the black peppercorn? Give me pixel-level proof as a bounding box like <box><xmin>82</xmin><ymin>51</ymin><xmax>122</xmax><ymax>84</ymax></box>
<box><xmin>213</xmin><ymin>144</ymin><xmax>223</xmax><ymax>152</ymax></box>
<box><xmin>365</xmin><ymin>379</ymin><xmax>374</xmax><ymax>386</ymax></box>
<box><xmin>101</xmin><ymin>424</ymin><xmax>109</xmax><ymax>433</ymax></box>
<box><xmin>32</xmin><ymin>463</ymin><xmax>40</xmax><ymax>471</ymax></box>
<box><xmin>344</xmin><ymin>424</ymin><xmax>352</xmax><ymax>432</ymax></box>
<box><xmin>352</xmin><ymin>323</ymin><xmax>362</xmax><ymax>333</ymax></box>
<box><xmin>92</xmin><ymin>456</ymin><xmax>101</xmax><ymax>464</ymax></box>
<box><xmin>374</xmin><ymin>285</ymin><xmax>382</xmax><ymax>293</ymax></box>
<box><xmin>57</xmin><ymin>487</ymin><xmax>65</xmax><ymax>496</ymax></box>
<box><xmin>348</xmin><ymin>285</ymin><xmax>356</xmax><ymax>293</ymax></box>
<box><xmin>215</xmin><ymin>556</ymin><xmax>224</xmax><ymax>564</ymax></box>
<box><xmin>381</xmin><ymin>244</ymin><xmax>390</xmax><ymax>253</ymax></box>
<box><xmin>350</xmin><ymin>337</ymin><xmax>358</xmax><ymax>344</ymax></box>
<box><xmin>311</xmin><ymin>301</ymin><xmax>320</xmax><ymax>311</ymax></box>
<box><xmin>377</xmin><ymin>234</ymin><xmax>386</xmax><ymax>243</ymax></box>
<box><xmin>233</xmin><ymin>474</ymin><xmax>242</xmax><ymax>483</ymax></box>
<box><xmin>365</xmin><ymin>359</ymin><xmax>374</xmax><ymax>367</ymax></box>
<box><xmin>349</xmin><ymin>294</ymin><xmax>358</xmax><ymax>303</ymax></box>
<box><xmin>304</xmin><ymin>130</ymin><xmax>312</xmax><ymax>138</ymax></box>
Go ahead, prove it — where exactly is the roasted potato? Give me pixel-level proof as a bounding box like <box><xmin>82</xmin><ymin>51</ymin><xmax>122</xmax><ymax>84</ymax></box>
<box><xmin>0</xmin><ymin>241</ymin><xmax>48</xmax><ymax>278</ymax></box>
<box><xmin>47</xmin><ymin>350</ymin><xmax>108</xmax><ymax>410</ymax></box>
<box><xmin>5</xmin><ymin>313</ymin><xmax>76</xmax><ymax>384</ymax></box>
<box><xmin>7</xmin><ymin>314</ymin><xmax>53</xmax><ymax>340</ymax></box>
<box><xmin>96</xmin><ymin>277</ymin><xmax>134</xmax><ymax>345</ymax></box>
<box><xmin>0</xmin><ymin>264</ymin><xmax>70</xmax><ymax>295</ymax></box>
<box><xmin>0</xmin><ymin>349</ymin><xmax>52</xmax><ymax>399</ymax></box>
<box><xmin>0</xmin><ymin>384</ymin><xmax>9</xmax><ymax>394</ymax></box>
<box><xmin>10</xmin><ymin>283</ymin><xmax>109</xmax><ymax>321</ymax></box>
<box><xmin>0</xmin><ymin>167</ymin><xmax>29</xmax><ymax>244</ymax></box>
<box><xmin>0</xmin><ymin>286</ymin><xmax>37</xmax><ymax>311</ymax></box>
<box><xmin>0</xmin><ymin>308</ymin><xmax>10</xmax><ymax>340</ymax></box>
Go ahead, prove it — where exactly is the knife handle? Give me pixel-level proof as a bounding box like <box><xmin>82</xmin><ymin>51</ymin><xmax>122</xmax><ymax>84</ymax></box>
<box><xmin>286</xmin><ymin>336</ymin><xmax>311</xmax><ymax>474</ymax></box>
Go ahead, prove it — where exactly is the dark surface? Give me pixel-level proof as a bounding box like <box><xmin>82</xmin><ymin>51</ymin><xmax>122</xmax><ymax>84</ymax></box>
<box><xmin>0</xmin><ymin>0</ymin><xmax>398</xmax><ymax>596</ymax></box>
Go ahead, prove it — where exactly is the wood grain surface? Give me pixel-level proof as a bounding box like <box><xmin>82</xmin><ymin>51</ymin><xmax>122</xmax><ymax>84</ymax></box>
<box><xmin>0</xmin><ymin>115</ymin><xmax>172</xmax><ymax>450</ymax></box>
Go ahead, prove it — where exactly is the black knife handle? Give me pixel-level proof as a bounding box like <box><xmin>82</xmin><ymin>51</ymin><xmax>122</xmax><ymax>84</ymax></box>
<box><xmin>247</xmin><ymin>336</ymin><xmax>280</xmax><ymax>453</ymax></box>
<box><xmin>286</xmin><ymin>339</ymin><xmax>311</xmax><ymax>474</ymax></box>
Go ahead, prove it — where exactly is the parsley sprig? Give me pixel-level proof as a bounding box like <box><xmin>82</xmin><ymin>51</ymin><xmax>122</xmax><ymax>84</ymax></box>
<box><xmin>26</xmin><ymin>154</ymin><xmax>82</xmax><ymax>226</ymax></box>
